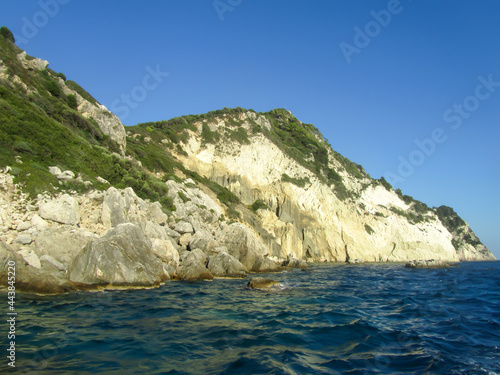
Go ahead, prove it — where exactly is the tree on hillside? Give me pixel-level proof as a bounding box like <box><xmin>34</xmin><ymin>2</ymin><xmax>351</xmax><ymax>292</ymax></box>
<box><xmin>0</xmin><ymin>26</ymin><xmax>15</xmax><ymax>43</ymax></box>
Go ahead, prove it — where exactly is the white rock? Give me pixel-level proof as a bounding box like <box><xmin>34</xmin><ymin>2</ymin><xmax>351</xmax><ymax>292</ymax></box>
<box><xmin>17</xmin><ymin>249</ymin><xmax>41</xmax><ymax>269</ymax></box>
<box><xmin>39</xmin><ymin>194</ymin><xmax>80</xmax><ymax>225</ymax></box>
<box><xmin>31</xmin><ymin>214</ymin><xmax>48</xmax><ymax>229</ymax></box>
<box><xmin>49</xmin><ymin>166</ymin><xmax>62</xmax><ymax>176</ymax></box>
<box><xmin>96</xmin><ymin>176</ymin><xmax>110</xmax><ymax>184</ymax></box>
<box><xmin>174</xmin><ymin>221</ymin><xmax>194</xmax><ymax>234</ymax></box>
<box><xmin>151</xmin><ymin>238</ymin><xmax>180</xmax><ymax>268</ymax></box>
<box><xmin>15</xmin><ymin>234</ymin><xmax>32</xmax><ymax>244</ymax></box>
<box><xmin>39</xmin><ymin>255</ymin><xmax>66</xmax><ymax>271</ymax></box>
<box><xmin>57</xmin><ymin>170</ymin><xmax>75</xmax><ymax>181</ymax></box>
<box><xmin>17</xmin><ymin>222</ymin><xmax>32</xmax><ymax>231</ymax></box>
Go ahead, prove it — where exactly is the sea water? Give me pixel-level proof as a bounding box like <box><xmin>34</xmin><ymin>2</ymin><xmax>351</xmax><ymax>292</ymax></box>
<box><xmin>5</xmin><ymin>261</ymin><xmax>500</xmax><ymax>374</ymax></box>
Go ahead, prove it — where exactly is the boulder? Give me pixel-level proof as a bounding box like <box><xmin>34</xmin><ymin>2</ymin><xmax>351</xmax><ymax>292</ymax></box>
<box><xmin>17</xmin><ymin>248</ymin><xmax>41</xmax><ymax>269</ymax></box>
<box><xmin>151</xmin><ymin>238</ymin><xmax>180</xmax><ymax>268</ymax></box>
<box><xmin>31</xmin><ymin>214</ymin><xmax>48</xmax><ymax>230</ymax></box>
<box><xmin>0</xmin><ymin>242</ymin><xmax>73</xmax><ymax>294</ymax></box>
<box><xmin>221</xmin><ymin>223</ymin><xmax>268</xmax><ymax>270</ymax></box>
<box><xmin>17</xmin><ymin>222</ymin><xmax>32</xmax><ymax>231</ymax></box>
<box><xmin>49</xmin><ymin>166</ymin><xmax>62</xmax><ymax>176</ymax></box>
<box><xmin>15</xmin><ymin>234</ymin><xmax>32</xmax><ymax>245</ymax></box>
<box><xmin>39</xmin><ymin>255</ymin><xmax>65</xmax><ymax>271</ymax></box>
<box><xmin>178</xmin><ymin>233</ymin><xmax>191</xmax><ymax>248</ymax></box>
<box><xmin>247</xmin><ymin>277</ymin><xmax>280</xmax><ymax>289</ymax></box>
<box><xmin>69</xmin><ymin>223</ymin><xmax>166</xmax><ymax>287</ymax></box>
<box><xmin>189</xmin><ymin>232</ymin><xmax>225</xmax><ymax>255</ymax></box>
<box><xmin>404</xmin><ymin>259</ymin><xmax>451</xmax><ymax>269</ymax></box>
<box><xmin>57</xmin><ymin>170</ymin><xmax>75</xmax><ymax>181</ymax></box>
<box><xmin>101</xmin><ymin>187</ymin><xmax>167</xmax><ymax>230</ymax></box>
<box><xmin>282</xmin><ymin>258</ymin><xmax>308</xmax><ymax>268</ymax></box>
<box><xmin>251</xmin><ymin>258</ymin><xmax>282</xmax><ymax>273</ymax></box>
<box><xmin>34</xmin><ymin>227</ymin><xmax>97</xmax><ymax>266</ymax></box>
<box><xmin>175</xmin><ymin>251</ymin><xmax>213</xmax><ymax>281</ymax></box>
<box><xmin>173</xmin><ymin>221</ymin><xmax>194</xmax><ymax>234</ymax></box>
<box><xmin>39</xmin><ymin>194</ymin><xmax>80</xmax><ymax>225</ymax></box>
<box><xmin>207</xmin><ymin>252</ymin><xmax>248</xmax><ymax>278</ymax></box>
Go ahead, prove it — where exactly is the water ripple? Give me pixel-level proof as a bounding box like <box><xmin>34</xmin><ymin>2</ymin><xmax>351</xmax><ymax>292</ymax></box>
<box><xmin>3</xmin><ymin>261</ymin><xmax>500</xmax><ymax>374</ymax></box>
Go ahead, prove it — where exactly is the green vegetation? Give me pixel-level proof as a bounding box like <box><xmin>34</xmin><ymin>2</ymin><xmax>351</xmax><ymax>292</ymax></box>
<box><xmin>201</xmin><ymin>124</ymin><xmax>220</xmax><ymax>144</ymax></box>
<box><xmin>389</xmin><ymin>206</ymin><xmax>425</xmax><ymax>225</ymax></box>
<box><xmin>65</xmin><ymin>80</ymin><xmax>99</xmax><ymax>105</ymax></box>
<box><xmin>281</xmin><ymin>173</ymin><xmax>309</xmax><ymax>188</ymax></box>
<box><xmin>0</xmin><ymin>32</ymin><xmax>177</xmax><ymax>211</ymax></box>
<box><xmin>435</xmin><ymin>206</ymin><xmax>465</xmax><ymax>230</ymax></box>
<box><xmin>67</xmin><ymin>94</ymin><xmax>78</xmax><ymax>110</ymax></box>
<box><xmin>364</xmin><ymin>224</ymin><xmax>375</xmax><ymax>235</ymax></box>
<box><xmin>0</xmin><ymin>26</ymin><xmax>14</xmax><ymax>43</ymax></box>
<box><xmin>177</xmin><ymin>191</ymin><xmax>189</xmax><ymax>203</ymax></box>
<box><xmin>251</xmin><ymin>199</ymin><xmax>269</xmax><ymax>212</ymax></box>
<box><xmin>378</xmin><ymin>177</ymin><xmax>392</xmax><ymax>191</ymax></box>
<box><xmin>435</xmin><ymin>205</ymin><xmax>481</xmax><ymax>247</ymax></box>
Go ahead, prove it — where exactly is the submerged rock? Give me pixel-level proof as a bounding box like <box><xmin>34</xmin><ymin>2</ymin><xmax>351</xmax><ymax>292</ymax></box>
<box><xmin>247</xmin><ymin>277</ymin><xmax>280</xmax><ymax>289</ymax></box>
<box><xmin>404</xmin><ymin>259</ymin><xmax>451</xmax><ymax>269</ymax></box>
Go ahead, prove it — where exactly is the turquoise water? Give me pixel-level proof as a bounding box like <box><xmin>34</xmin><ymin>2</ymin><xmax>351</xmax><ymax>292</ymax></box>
<box><xmin>4</xmin><ymin>261</ymin><xmax>500</xmax><ymax>374</ymax></box>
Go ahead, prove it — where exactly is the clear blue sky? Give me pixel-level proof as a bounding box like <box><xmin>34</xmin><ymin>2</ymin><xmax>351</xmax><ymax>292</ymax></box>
<box><xmin>2</xmin><ymin>0</ymin><xmax>499</xmax><ymax>258</ymax></box>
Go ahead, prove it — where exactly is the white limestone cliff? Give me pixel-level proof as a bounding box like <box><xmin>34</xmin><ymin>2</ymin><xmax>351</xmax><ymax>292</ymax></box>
<box><xmin>174</xmin><ymin>111</ymin><xmax>494</xmax><ymax>263</ymax></box>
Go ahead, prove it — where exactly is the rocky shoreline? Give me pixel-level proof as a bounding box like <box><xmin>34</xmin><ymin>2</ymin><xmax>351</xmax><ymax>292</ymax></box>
<box><xmin>0</xmin><ymin>169</ymin><xmax>494</xmax><ymax>295</ymax></box>
<box><xmin>0</xmin><ymin>170</ymin><xmax>307</xmax><ymax>294</ymax></box>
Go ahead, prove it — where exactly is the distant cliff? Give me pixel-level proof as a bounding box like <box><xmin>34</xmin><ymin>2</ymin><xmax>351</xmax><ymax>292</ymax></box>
<box><xmin>0</xmin><ymin>28</ymin><xmax>495</xmax><ymax>293</ymax></box>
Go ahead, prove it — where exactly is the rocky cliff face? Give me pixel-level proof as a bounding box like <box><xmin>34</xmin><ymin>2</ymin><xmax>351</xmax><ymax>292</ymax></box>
<box><xmin>0</xmin><ymin>32</ymin><xmax>495</xmax><ymax>294</ymax></box>
<box><xmin>171</xmin><ymin>111</ymin><xmax>494</xmax><ymax>263</ymax></box>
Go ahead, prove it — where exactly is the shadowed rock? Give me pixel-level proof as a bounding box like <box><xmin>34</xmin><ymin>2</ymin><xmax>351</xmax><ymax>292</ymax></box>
<box><xmin>404</xmin><ymin>259</ymin><xmax>451</xmax><ymax>269</ymax></box>
<box><xmin>251</xmin><ymin>258</ymin><xmax>282</xmax><ymax>273</ymax></box>
<box><xmin>207</xmin><ymin>252</ymin><xmax>248</xmax><ymax>278</ymax></box>
<box><xmin>175</xmin><ymin>251</ymin><xmax>213</xmax><ymax>281</ymax></box>
<box><xmin>282</xmin><ymin>258</ymin><xmax>309</xmax><ymax>268</ymax></box>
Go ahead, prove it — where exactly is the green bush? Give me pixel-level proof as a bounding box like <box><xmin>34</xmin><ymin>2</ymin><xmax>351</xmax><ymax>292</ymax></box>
<box><xmin>282</xmin><ymin>173</ymin><xmax>309</xmax><ymax>188</ymax></box>
<box><xmin>46</xmin><ymin>79</ymin><xmax>61</xmax><ymax>97</ymax></box>
<box><xmin>379</xmin><ymin>177</ymin><xmax>392</xmax><ymax>191</ymax></box>
<box><xmin>364</xmin><ymin>224</ymin><xmax>375</xmax><ymax>235</ymax></box>
<box><xmin>13</xmin><ymin>141</ymin><xmax>34</xmax><ymax>154</ymax></box>
<box><xmin>67</xmin><ymin>94</ymin><xmax>78</xmax><ymax>110</ymax></box>
<box><xmin>201</xmin><ymin>124</ymin><xmax>220</xmax><ymax>144</ymax></box>
<box><xmin>0</xmin><ymin>26</ymin><xmax>15</xmax><ymax>43</ymax></box>
<box><xmin>178</xmin><ymin>191</ymin><xmax>189</xmax><ymax>203</ymax></box>
<box><xmin>251</xmin><ymin>199</ymin><xmax>269</xmax><ymax>212</ymax></box>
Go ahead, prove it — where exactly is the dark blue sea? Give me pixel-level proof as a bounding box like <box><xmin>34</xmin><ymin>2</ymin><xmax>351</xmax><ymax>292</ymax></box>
<box><xmin>4</xmin><ymin>261</ymin><xmax>500</xmax><ymax>374</ymax></box>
